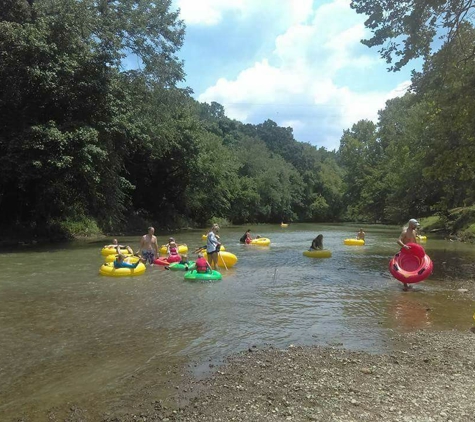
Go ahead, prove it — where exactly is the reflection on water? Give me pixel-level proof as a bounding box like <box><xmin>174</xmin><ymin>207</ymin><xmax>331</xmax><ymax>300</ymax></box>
<box><xmin>0</xmin><ymin>223</ymin><xmax>474</xmax><ymax>419</ymax></box>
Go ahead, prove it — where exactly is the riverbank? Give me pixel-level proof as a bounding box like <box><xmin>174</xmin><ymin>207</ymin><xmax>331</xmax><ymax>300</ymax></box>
<box><xmin>102</xmin><ymin>328</ymin><xmax>475</xmax><ymax>422</ymax></box>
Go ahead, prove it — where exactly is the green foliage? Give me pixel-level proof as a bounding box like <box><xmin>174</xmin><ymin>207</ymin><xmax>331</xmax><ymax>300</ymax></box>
<box><xmin>351</xmin><ymin>0</ymin><xmax>475</xmax><ymax>71</ymax></box>
<box><xmin>6</xmin><ymin>0</ymin><xmax>475</xmax><ymax>240</ymax></box>
<box><xmin>58</xmin><ymin>217</ymin><xmax>102</xmax><ymax>238</ymax></box>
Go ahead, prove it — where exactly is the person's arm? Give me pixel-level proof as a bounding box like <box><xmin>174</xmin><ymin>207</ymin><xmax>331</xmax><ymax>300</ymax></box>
<box><xmin>152</xmin><ymin>237</ymin><xmax>159</xmax><ymax>257</ymax></box>
<box><xmin>397</xmin><ymin>232</ymin><xmax>410</xmax><ymax>249</ymax></box>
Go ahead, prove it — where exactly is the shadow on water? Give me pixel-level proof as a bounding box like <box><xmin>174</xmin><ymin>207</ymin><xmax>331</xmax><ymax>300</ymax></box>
<box><xmin>0</xmin><ymin>223</ymin><xmax>474</xmax><ymax>419</ymax></box>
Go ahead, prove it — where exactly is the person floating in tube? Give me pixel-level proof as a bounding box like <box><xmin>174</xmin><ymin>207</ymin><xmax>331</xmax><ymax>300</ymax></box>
<box><xmin>397</xmin><ymin>219</ymin><xmax>420</xmax><ymax>291</ymax></box>
<box><xmin>309</xmin><ymin>234</ymin><xmax>323</xmax><ymax>251</ymax></box>
<box><xmin>113</xmin><ymin>254</ymin><xmax>145</xmax><ymax>269</ymax></box>
<box><xmin>104</xmin><ymin>238</ymin><xmax>134</xmax><ymax>255</ymax></box>
<box><xmin>240</xmin><ymin>229</ymin><xmax>252</xmax><ymax>244</ymax></box>
<box><xmin>195</xmin><ymin>253</ymin><xmax>211</xmax><ymax>273</ymax></box>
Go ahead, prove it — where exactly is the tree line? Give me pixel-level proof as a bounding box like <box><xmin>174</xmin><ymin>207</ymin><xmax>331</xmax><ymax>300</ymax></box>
<box><xmin>1</xmin><ymin>0</ymin><xmax>474</xmax><ymax>238</ymax></box>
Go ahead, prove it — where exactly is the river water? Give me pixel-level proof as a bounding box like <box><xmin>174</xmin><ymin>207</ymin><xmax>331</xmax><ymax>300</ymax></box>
<box><xmin>1</xmin><ymin>223</ymin><xmax>474</xmax><ymax>420</ymax></box>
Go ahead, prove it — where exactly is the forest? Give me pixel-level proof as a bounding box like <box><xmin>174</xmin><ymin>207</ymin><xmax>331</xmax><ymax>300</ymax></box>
<box><xmin>1</xmin><ymin>0</ymin><xmax>475</xmax><ymax>239</ymax></box>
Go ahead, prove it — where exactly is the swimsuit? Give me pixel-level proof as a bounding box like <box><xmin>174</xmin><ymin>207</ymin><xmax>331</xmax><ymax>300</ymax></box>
<box><xmin>114</xmin><ymin>261</ymin><xmax>139</xmax><ymax>269</ymax></box>
<box><xmin>142</xmin><ymin>250</ymin><xmax>155</xmax><ymax>264</ymax></box>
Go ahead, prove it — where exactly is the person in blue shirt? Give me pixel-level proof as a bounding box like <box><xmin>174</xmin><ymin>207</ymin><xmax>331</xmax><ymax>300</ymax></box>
<box><xmin>206</xmin><ymin>223</ymin><xmax>221</xmax><ymax>270</ymax></box>
<box><xmin>113</xmin><ymin>254</ymin><xmax>144</xmax><ymax>269</ymax></box>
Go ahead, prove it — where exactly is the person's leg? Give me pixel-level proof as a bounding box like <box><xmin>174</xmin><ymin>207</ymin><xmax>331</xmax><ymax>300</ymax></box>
<box><xmin>212</xmin><ymin>252</ymin><xmax>218</xmax><ymax>269</ymax></box>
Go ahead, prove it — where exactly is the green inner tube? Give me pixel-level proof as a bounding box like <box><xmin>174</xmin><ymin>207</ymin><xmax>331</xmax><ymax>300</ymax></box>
<box><xmin>168</xmin><ymin>261</ymin><xmax>196</xmax><ymax>271</ymax></box>
<box><xmin>184</xmin><ymin>269</ymin><xmax>222</xmax><ymax>281</ymax></box>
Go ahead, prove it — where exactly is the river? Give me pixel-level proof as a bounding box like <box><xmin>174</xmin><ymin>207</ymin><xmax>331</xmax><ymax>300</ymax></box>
<box><xmin>1</xmin><ymin>223</ymin><xmax>474</xmax><ymax>420</ymax></box>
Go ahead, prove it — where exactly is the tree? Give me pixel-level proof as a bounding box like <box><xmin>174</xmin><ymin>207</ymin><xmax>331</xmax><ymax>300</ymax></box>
<box><xmin>0</xmin><ymin>0</ymin><xmax>187</xmax><ymax>235</ymax></box>
<box><xmin>350</xmin><ymin>0</ymin><xmax>475</xmax><ymax>71</ymax></box>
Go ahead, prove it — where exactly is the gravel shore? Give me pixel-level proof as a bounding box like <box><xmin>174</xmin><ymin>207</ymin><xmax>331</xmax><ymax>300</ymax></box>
<box><xmin>107</xmin><ymin>328</ymin><xmax>475</xmax><ymax>422</ymax></box>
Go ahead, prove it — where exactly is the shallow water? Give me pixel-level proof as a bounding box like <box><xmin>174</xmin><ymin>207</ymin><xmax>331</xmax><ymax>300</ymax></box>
<box><xmin>1</xmin><ymin>223</ymin><xmax>474</xmax><ymax>419</ymax></box>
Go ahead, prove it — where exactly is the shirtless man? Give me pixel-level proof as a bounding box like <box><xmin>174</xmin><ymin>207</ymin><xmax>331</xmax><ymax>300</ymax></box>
<box><xmin>397</xmin><ymin>219</ymin><xmax>419</xmax><ymax>250</ymax></box>
<box><xmin>356</xmin><ymin>229</ymin><xmax>365</xmax><ymax>241</ymax></box>
<box><xmin>397</xmin><ymin>219</ymin><xmax>419</xmax><ymax>290</ymax></box>
<box><xmin>140</xmin><ymin>227</ymin><xmax>158</xmax><ymax>265</ymax></box>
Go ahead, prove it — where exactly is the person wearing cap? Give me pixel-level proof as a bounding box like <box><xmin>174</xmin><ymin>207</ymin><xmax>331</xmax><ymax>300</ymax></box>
<box><xmin>397</xmin><ymin>219</ymin><xmax>420</xmax><ymax>290</ymax></box>
<box><xmin>398</xmin><ymin>219</ymin><xmax>420</xmax><ymax>250</ymax></box>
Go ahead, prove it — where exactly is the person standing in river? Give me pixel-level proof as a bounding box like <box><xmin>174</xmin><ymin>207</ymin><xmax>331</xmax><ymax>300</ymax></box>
<box><xmin>206</xmin><ymin>223</ymin><xmax>221</xmax><ymax>270</ymax></box>
<box><xmin>139</xmin><ymin>226</ymin><xmax>159</xmax><ymax>265</ymax></box>
<box><xmin>356</xmin><ymin>228</ymin><xmax>365</xmax><ymax>241</ymax></box>
<box><xmin>397</xmin><ymin>219</ymin><xmax>420</xmax><ymax>291</ymax></box>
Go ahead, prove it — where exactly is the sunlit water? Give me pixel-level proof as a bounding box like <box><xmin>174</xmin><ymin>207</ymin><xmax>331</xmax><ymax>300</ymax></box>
<box><xmin>1</xmin><ymin>223</ymin><xmax>474</xmax><ymax>419</ymax></box>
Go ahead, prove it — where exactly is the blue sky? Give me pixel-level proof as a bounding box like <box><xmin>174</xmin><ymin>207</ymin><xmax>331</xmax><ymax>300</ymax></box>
<box><xmin>172</xmin><ymin>0</ymin><xmax>420</xmax><ymax>151</ymax></box>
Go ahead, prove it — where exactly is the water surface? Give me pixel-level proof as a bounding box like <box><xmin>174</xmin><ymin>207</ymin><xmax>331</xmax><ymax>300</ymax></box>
<box><xmin>1</xmin><ymin>223</ymin><xmax>474</xmax><ymax>420</ymax></box>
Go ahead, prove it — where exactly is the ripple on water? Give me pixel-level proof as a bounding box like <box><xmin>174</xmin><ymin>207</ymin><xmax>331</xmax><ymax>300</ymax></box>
<box><xmin>0</xmin><ymin>224</ymin><xmax>474</xmax><ymax>419</ymax></box>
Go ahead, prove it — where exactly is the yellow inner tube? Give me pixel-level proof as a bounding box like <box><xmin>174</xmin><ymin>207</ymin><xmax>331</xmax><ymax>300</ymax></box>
<box><xmin>281</xmin><ymin>223</ymin><xmax>288</xmax><ymax>228</ymax></box>
<box><xmin>202</xmin><ymin>234</ymin><xmax>208</xmax><ymax>240</ymax></box>
<box><xmin>202</xmin><ymin>251</ymin><xmax>238</xmax><ymax>268</ymax></box>
<box><xmin>344</xmin><ymin>239</ymin><xmax>365</xmax><ymax>246</ymax></box>
<box><xmin>101</xmin><ymin>246</ymin><xmax>132</xmax><ymax>256</ymax></box>
<box><xmin>250</xmin><ymin>238</ymin><xmax>271</xmax><ymax>246</ymax></box>
<box><xmin>99</xmin><ymin>258</ymin><xmax>146</xmax><ymax>277</ymax></box>
<box><xmin>105</xmin><ymin>253</ymin><xmax>134</xmax><ymax>263</ymax></box>
<box><xmin>303</xmin><ymin>249</ymin><xmax>332</xmax><ymax>258</ymax></box>
<box><xmin>416</xmin><ymin>235</ymin><xmax>427</xmax><ymax>242</ymax></box>
<box><xmin>159</xmin><ymin>244</ymin><xmax>189</xmax><ymax>255</ymax></box>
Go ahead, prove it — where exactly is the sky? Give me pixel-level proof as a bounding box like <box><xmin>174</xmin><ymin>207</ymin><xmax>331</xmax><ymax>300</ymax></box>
<box><xmin>172</xmin><ymin>0</ymin><xmax>419</xmax><ymax>151</ymax></box>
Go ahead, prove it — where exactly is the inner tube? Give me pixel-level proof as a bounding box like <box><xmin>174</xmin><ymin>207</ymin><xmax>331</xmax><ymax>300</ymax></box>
<box><xmin>99</xmin><ymin>261</ymin><xmax>146</xmax><ymax>277</ymax></box>
<box><xmin>249</xmin><ymin>238</ymin><xmax>271</xmax><ymax>246</ymax></box>
<box><xmin>202</xmin><ymin>234</ymin><xmax>208</xmax><ymax>240</ymax></box>
<box><xmin>153</xmin><ymin>257</ymin><xmax>170</xmax><ymax>266</ymax></box>
<box><xmin>389</xmin><ymin>243</ymin><xmax>433</xmax><ymax>284</ymax></box>
<box><xmin>184</xmin><ymin>270</ymin><xmax>222</xmax><ymax>282</ymax></box>
<box><xmin>416</xmin><ymin>235</ymin><xmax>427</xmax><ymax>242</ymax></box>
<box><xmin>344</xmin><ymin>239</ymin><xmax>365</xmax><ymax>246</ymax></box>
<box><xmin>159</xmin><ymin>244</ymin><xmax>188</xmax><ymax>255</ymax></box>
<box><xmin>105</xmin><ymin>253</ymin><xmax>134</xmax><ymax>263</ymax></box>
<box><xmin>202</xmin><ymin>251</ymin><xmax>238</xmax><ymax>268</ymax></box>
<box><xmin>303</xmin><ymin>249</ymin><xmax>332</xmax><ymax>258</ymax></box>
<box><xmin>281</xmin><ymin>223</ymin><xmax>288</xmax><ymax>228</ymax></box>
<box><xmin>168</xmin><ymin>261</ymin><xmax>196</xmax><ymax>271</ymax></box>
<box><xmin>101</xmin><ymin>247</ymin><xmax>132</xmax><ymax>256</ymax></box>
<box><xmin>166</xmin><ymin>254</ymin><xmax>182</xmax><ymax>263</ymax></box>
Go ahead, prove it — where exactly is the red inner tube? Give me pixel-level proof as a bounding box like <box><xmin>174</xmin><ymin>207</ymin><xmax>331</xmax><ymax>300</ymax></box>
<box><xmin>153</xmin><ymin>258</ymin><xmax>169</xmax><ymax>266</ymax></box>
<box><xmin>389</xmin><ymin>243</ymin><xmax>433</xmax><ymax>284</ymax></box>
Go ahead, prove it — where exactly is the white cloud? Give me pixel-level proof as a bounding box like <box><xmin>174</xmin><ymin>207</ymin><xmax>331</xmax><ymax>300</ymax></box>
<box><xmin>174</xmin><ymin>0</ymin><xmax>245</xmax><ymax>26</ymax></box>
<box><xmin>175</xmin><ymin>0</ymin><xmax>315</xmax><ymax>26</ymax></box>
<box><xmin>194</xmin><ymin>0</ymin><xmax>413</xmax><ymax>149</ymax></box>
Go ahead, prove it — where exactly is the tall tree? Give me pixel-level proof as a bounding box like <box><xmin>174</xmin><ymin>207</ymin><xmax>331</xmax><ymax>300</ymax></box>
<box><xmin>351</xmin><ymin>0</ymin><xmax>475</xmax><ymax>71</ymax></box>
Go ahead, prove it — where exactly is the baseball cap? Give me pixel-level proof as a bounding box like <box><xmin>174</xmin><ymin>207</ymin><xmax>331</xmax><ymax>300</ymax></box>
<box><xmin>408</xmin><ymin>219</ymin><xmax>420</xmax><ymax>226</ymax></box>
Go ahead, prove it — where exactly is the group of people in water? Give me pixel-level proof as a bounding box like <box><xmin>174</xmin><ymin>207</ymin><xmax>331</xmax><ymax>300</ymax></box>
<box><xmin>239</xmin><ymin>229</ymin><xmax>262</xmax><ymax>244</ymax></box>
<box><xmin>307</xmin><ymin>228</ymin><xmax>365</xmax><ymax>251</ymax></box>
<box><xmin>106</xmin><ymin>218</ymin><xmax>423</xmax><ymax>288</ymax></box>
<box><xmin>105</xmin><ymin>224</ymin><xmax>223</xmax><ymax>274</ymax></box>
